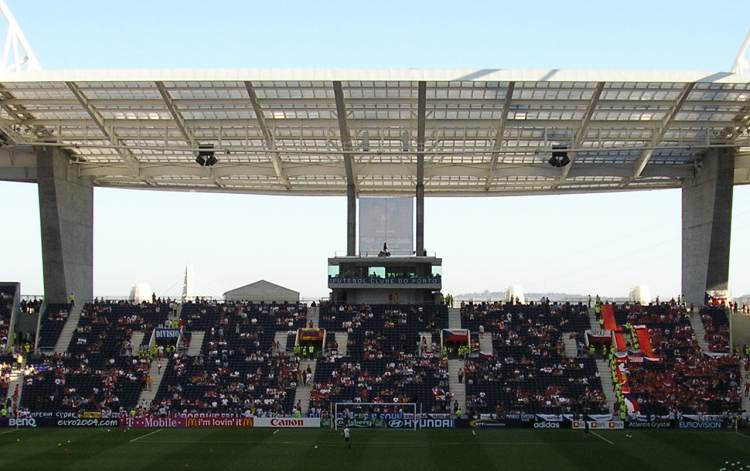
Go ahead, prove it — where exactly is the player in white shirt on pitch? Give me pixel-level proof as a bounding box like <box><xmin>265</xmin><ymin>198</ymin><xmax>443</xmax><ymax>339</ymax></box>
<box><xmin>343</xmin><ymin>426</ymin><xmax>351</xmax><ymax>449</ymax></box>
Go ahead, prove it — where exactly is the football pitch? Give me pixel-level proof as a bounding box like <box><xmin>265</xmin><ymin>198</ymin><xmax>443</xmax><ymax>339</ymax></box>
<box><xmin>1</xmin><ymin>428</ymin><xmax>749</xmax><ymax>471</ymax></box>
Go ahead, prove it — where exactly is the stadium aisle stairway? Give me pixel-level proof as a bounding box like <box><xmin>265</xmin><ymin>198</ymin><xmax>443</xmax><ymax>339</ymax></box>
<box><xmin>588</xmin><ymin>307</ymin><xmax>599</xmax><ymax>331</ymax></box>
<box><xmin>295</xmin><ymin>359</ymin><xmax>317</xmax><ymax>414</ymax></box>
<box><xmin>274</xmin><ymin>330</ymin><xmax>289</xmax><ymax>352</ymax></box>
<box><xmin>689</xmin><ymin>311</ymin><xmax>710</xmax><ymax>352</ymax></box>
<box><xmin>307</xmin><ymin>305</ymin><xmax>319</xmax><ymax>327</ymax></box>
<box><xmin>448</xmin><ymin>307</ymin><xmax>461</xmax><ymax>329</ymax></box>
<box><xmin>334</xmin><ymin>331</ymin><xmax>348</xmax><ymax>356</ymax></box>
<box><xmin>479</xmin><ymin>332</ymin><xmax>493</xmax><ymax>355</ymax></box>
<box><xmin>186</xmin><ymin>331</ymin><xmax>204</xmax><ymax>356</ymax></box>
<box><xmin>53</xmin><ymin>303</ymin><xmax>83</xmax><ymax>353</ymax></box>
<box><xmin>742</xmin><ymin>374</ymin><xmax>750</xmax><ymax>413</ymax></box>
<box><xmin>130</xmin><ymin>331</ymin><xmax>145</xmax><ymax>352</ymax></box>
<box><xmin>448</xmin><ymin>359</ymin><xmax>466</xmax><ymax>413</ymax></box>
<box><xmin>138</xmin><ymin>358</ymin><xmax>167</xmax><ymax>407</ymax></box>
<box><xmin>420</xmin><ymin>331</ymin><xmax>433</xmax><ymax>357</ymax></box>
<box><xmin>595</xmin><ymin>359</ymin><xmax>617</xmax><ymax>413</ymax></box>
<box><xmin>563</xmin><ymin>335</ymin><xmax>578</xmax><ymax>357</ymax></box>
<box><xmin>5</xmin><ymin>364</ymin><xmax>24</xmax><ymax>409</ymax></box>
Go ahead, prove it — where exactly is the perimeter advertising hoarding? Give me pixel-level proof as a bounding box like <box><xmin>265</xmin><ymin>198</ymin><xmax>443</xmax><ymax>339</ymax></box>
<box><xmin>0</xmin><ymin>417</ymin><xmax>119</xmax><ymax>428</ymax></box>
<box><xmin>123</xmin><ymin>415</ymin><xmax>254</xmax><ymax>429</ymax></box>
<box><xmin>359</xmin><ymin>197</ymin><xmax>413</xmax><ymax>256</ymax></box>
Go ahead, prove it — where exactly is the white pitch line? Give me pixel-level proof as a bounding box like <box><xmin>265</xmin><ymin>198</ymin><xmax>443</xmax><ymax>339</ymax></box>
<box><xmin>273</xmin><ymin>429</ymin><xmax>280</xmax><ymax>435</ymax></box>
<box><xmin>1</xmin><ymin>429</ymin><xmax>18</xmax><ymax>435</ymax></box>
<box><xmin>590</xmin><ymin>431</ymin><xmax>614</xmax><ymax>445</ymax></box>
<box><xmin>129</xmin><ymin>429</ymin><xmax>163</xmax><ymax>443</ymax></box>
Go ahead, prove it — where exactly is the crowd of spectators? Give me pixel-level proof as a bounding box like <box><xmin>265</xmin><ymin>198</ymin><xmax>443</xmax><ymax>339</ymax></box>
<box><xmin>700</xmin><ymin>307</ymin><xmax>732</xmax><ymax>353</ymax></box>
<box><xmin>0</xmin><ymin>286</ymin><xmax>14</xmax><ymax>353</ymax></box>
<box><xmin>310</xmin><ymin>354</ymin><xmax>451</xmax><ymax>415</ymax></box>
<box><xmin>461</xmin><ymin>302</ymin><xmax>607</xmax><ymax>416</ymax></box>
<box><xmin>147</xmin><ymin>301</ymin><xmax>308</xmax><ymax>416</ymax></box>
<box><xmin>21</xmin><ymin>352</ymin><xmax>151</xmax><ymax>415</ymax></box>
<box><xmin>607</xmin><ymin>302</ymin><xmax>741</xmax><ymax>416</ymax></box>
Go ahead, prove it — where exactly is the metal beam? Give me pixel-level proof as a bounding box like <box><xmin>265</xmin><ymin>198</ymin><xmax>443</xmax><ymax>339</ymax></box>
<box><xmin>244</xmin><ymin>81</ymin><xmax>291</xmax><ymax>190</ymax></box>
<box><xmin>332</xmin><ymin>81</ymin><xmax>357</xmax><ymax>191</ymax></box>
<box><xmin>632</xmin><ymin>82</ymin><xmax>695</xmax><ymax>179</ymax></box>
<box><xmin>65</xmin><ymin>81</ymin><xmax>139</xmax><ymax>170</ymax></box>
<box><xmin>484</xmin><ymin>82</ymin><xmax>515</xmax><ymax>190</ymax></box>
<box><xmin>74</xmin><ymin>160</ymin><xmax>695</xmax><ymax>181</ymax></box>
<box><xmin>557</xmin><ymin>82</ymin><xmax>605</xmax><ymax>185</ymax></box>
<box><xmin>155</xmin><ymin>81</ymin><xmax>195</xmax><ymax>147</ymax></box>
<box><xmin>155</xmin><ymin>82</ymin><xmax>222</xmax><ymax>189</ymax></box>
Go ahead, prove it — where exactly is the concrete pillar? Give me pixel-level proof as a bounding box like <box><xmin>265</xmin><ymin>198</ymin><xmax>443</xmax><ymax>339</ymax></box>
<box><xmin>347</xmin><ymin>183</ymin><xmax>356</xmax><ymax>256</ymax></box>
<box><xmin>416</xmin><ymin>184</ymin><xmax>424</xmax><ymax>256</ymax></box>
<box><xmin>36</xmin><ymin>147</ymin><xmax>94</xmax><ymax>304</ymax></box>
<box><xmin>681</xmin><ymin>147</ymin><xmax>735</xmax><ymax>306</ymax></box>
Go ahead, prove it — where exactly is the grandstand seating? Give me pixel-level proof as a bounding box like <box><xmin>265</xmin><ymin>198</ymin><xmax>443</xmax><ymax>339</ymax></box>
<box><xmin>21</xmin><ymin>301</ymin><xmax>168</xmax><ymax>414</ymax></box>
<box><xmin>461</xmin><ymin>302</ymin><xmax>608</xmax><ymax>415</ymax></box>
<box><xmin>700</xmin><ymin>306</ymin><xmax>732</xmax><ymax>353</ymax></box>
<box><xmin>8</xmin><ymin>298</ymin><xmax>746</xmax><ymax>419</ymax></box>
<box><xmin>311</xmin><ymin>304</ymin><xmax>451</xmax><ymax>415</ymax></box>
<box><xmin>605</xmin><ymin>303</ymin><xmax>740</xmax><ymax>415</ymax></box>
<box><xmin>37</xmin><ymin>303</ymin><xmax>72</xmax><ymax>350</ymax></box>
<box><xmin>151</xmin><ymin>301</ymin><xmax>307</xmax><ymax>416</ymax></box>
<box><xmin>0</xmin><ymin>285</ymin><xmax>15</xmax><ymax>353</ymax></box>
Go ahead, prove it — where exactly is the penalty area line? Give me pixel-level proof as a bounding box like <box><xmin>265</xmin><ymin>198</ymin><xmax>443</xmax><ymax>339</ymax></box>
<box><xmin>1</xmin><ymin>429</ymin><xmax>19</xmax><ymax>435</ymax></box>
<box><xmin>130</xmin><ymin>429</ymin><xmax>163</xmax><ymax>443</ymax></box>
<box><xmin>590</xmin><ymin>431</ymin><xmax>614</xmax><ymax>445</ymax></box>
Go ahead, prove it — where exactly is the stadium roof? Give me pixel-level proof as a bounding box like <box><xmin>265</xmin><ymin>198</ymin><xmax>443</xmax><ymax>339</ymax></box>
<box><xmin>0</xmin><ymin>68</ymin><xmax>749</xmax><ymax>196</ymax></box>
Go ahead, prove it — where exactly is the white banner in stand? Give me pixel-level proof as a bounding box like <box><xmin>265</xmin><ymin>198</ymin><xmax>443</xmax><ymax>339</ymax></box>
<box><xmin>253</xmin><ymin>417</ymin><xmax>321</xmax><ymax>428</ymax></box>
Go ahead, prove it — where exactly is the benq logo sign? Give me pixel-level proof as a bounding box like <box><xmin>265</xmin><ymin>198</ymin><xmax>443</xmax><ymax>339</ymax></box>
<box><xmin>533</xmin><ymin>422</ymin><xmax>560</xmax><ymax>429</ymax></box>
<box><xmin>9</xmin><ymin>418</ymin><xmax>37</xmax><ymax>428</ymax></box>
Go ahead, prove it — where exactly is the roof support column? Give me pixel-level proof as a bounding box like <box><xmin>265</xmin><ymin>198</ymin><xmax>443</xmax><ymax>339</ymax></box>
<box><xmin>416</xmin><ymin>183</ymin><xmax>424</xmax><ymax>256</ymax></box>
<box><xmin>36</xmin><ymin>146</ymin><xmax>93</xmax><ymax>304</ymax></box>
<box><xmin>347</xmin><ymin>183</ymin><xmax>356</xmax><ymax>256</ymax></box>
<box><xmin>416</xmin><ymin>81</ymin><xmax>426</xmax><ymax>256</ymax></box>
<box><xmin>682</xmin><ymin>147</ymin><xmax>735</xmax><ymax>306</ymax></box>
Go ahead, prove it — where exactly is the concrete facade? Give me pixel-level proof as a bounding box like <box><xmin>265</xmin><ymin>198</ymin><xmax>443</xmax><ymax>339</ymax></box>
<box><xmin>36</xmin><ymin>147</ymin><xmax>94</xmax><ymax>304</ymax></box>
<box><xmin>681</xmin><ymin>148</ymin><xmax>735</xmax><ymax>306</ymax></box>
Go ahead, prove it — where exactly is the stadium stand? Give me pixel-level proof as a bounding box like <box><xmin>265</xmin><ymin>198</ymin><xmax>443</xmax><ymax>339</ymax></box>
<box><xmin>150</xmin><ymin>301</ymin><xmax>308</xmax><ymax>416</ymax></box>
<box><xmin>0</xmin><ymin>285</ymin><xmax>15</xmax><ymax>353</ymax></box>
<box><xmin>20</xmin><ymin>301</ymin><xmax>176</xmax><ymax>414</ymax></box>
<box><xmin>311</xmin><ymin>304</ymin><xmax>452</xmax><ymax>416</ymax></box>
<box><xmin>461</xmin><ymin>302</ymin><xmax>608</xmax><ymax>415</ymax></box>
<box><xmin>700</xmin><ymin>306</ymin><xmax>732</xmax><ymax>353</ymax></box>
<box><xmin>603</xmin><ymin>302</ymin><xmax>740</xmax><ymax>415</ymax></box>
<box><xmin>37</xmin><ymin>303</ymin><xmax>72</xmax><ymax>351</ymax></box>
<box><xmin>5</xmin><ymin>298</ymin><xmax>747</xmax><ymax>421</ymax></box>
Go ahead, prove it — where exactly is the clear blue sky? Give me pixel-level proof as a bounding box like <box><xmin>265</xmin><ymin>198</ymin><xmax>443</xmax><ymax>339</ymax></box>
<box><xmin>0</xmin><ymin>1</ymin><xmax>748</xmax><ymax>299</ymax></box>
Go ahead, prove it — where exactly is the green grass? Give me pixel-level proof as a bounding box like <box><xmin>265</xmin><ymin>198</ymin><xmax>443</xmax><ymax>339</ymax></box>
<box><xmin>1</xmin><ymin>427</ymin><xmax>749</xmax><ymax>471</ymax></box>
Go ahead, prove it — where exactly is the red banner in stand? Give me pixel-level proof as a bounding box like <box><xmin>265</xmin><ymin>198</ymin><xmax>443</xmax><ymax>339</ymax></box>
<box><xmin>633</xmin><ymin>325</ymin><xmax>657</xmax><ymax>359</ymax></box>
<box><xmin>614</xmin><ymin>332</ymin><xmax>627</xmax><ymax>352</ymax></box>
<box><xmin>601</xmin><ymin>304</ymin><xmax>618</xmax><ymax>331</ymax></box>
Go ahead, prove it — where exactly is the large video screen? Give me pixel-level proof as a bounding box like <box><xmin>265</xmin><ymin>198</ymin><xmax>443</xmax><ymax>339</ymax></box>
<box><xmin>359</xmin><ymin>197</ymin><xmax>414</xmax><ymax>256</ymax></box>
